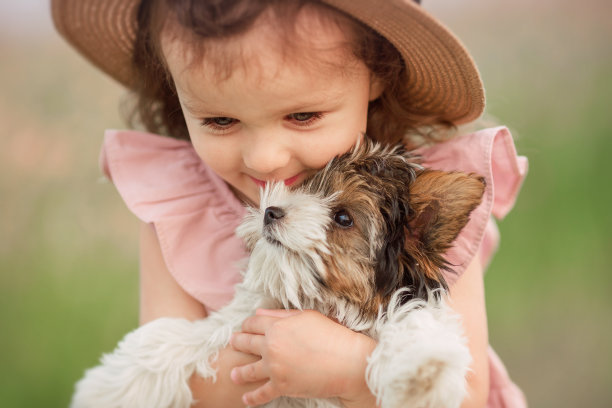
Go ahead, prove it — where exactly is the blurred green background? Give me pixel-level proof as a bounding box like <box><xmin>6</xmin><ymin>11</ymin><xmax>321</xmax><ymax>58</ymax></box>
<box><xmin>1</xmin><ymin>0</ymin><xmax>610</xmax><ymax>406</ymax></box>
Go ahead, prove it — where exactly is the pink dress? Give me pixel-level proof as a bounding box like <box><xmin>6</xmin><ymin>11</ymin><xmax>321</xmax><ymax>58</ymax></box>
<box><xmin>100</xmin><ymin>126</ymin><xmax>528</xmax><ymax>407</ymax></box>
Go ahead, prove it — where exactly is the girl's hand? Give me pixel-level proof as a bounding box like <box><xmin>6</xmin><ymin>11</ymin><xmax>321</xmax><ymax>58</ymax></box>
<box><xmin>229</xmin><ymin>309</ymin><xmax>377</xmax><ymax>407</ymax></box>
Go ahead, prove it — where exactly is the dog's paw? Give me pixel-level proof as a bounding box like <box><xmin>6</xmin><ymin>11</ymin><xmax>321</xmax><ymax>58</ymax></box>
<box><xmin>366</xmin><ymin>299</ymin><xmax>471</xmax><ymax>408</ymax></box>
<box><xmin>70</xmin><ymin>318</ymin><xmax>221</xmax><ymax>408</ymax></box>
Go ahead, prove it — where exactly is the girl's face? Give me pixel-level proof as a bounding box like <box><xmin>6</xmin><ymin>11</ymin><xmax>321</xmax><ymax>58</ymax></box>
<box><xmin>162</xmin><ymin>8</ymin><xmax>382</xmax><ymax>205</ymax></box>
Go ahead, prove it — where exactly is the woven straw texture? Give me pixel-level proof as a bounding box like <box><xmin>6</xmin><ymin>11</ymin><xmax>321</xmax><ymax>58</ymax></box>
<box><xmin>51</xmin><ymin>0</ymin><xmax>485</xmax><ymax>124</ymax></box>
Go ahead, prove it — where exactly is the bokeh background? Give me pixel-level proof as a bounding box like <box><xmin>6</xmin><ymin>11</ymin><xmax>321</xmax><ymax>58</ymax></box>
<box><xmin>1</xmin><ymin>0</ymin><xmax>610</xmax><ymax>406</ymax></box>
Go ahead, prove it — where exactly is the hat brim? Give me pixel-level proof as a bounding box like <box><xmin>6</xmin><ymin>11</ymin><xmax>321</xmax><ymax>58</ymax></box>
<box><xmin>52</xmin><ymin>0</ymin><xmax>484</xmax><ymax>125</ymax></box>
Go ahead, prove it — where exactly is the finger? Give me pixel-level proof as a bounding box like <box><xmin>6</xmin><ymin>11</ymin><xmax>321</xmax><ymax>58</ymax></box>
<box><xmin>240</xmin><ymin>314</ymin><xmax>282</xmax><ymax>334</ymax></box>
<box><xmin>255</xmin><ymin>308</ymin><xmax>301</xmax><ymax>318</ymax></box>
<box><xmin>242</xmin><ymin>381</ymin><xmax>281</xmax><ymax>407</ymax></box>
<box><xmin>230</xmin><ymin>332</ymin><xmax>266</xmax><ymax>355</ymax></box>
<box><xmin>230</xmin><ymin>359</ymin><xmax>267</xmax><ymax>385</ymax></box>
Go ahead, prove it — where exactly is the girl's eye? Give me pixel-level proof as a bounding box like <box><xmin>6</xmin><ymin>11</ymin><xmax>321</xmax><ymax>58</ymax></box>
<box><xmin>286</xmin><ymin>112</ymin><xmax>324</xmax><ymax>126</ymax></box>
<box><xmin>201</xmin><ymin>117</ymin><xmax>238</xmax><ymax>130</ymax></box>
<box><xmin>333</xmin><ymin>209</ymin><xmax>353</xmax><ymax>228</ymax></box>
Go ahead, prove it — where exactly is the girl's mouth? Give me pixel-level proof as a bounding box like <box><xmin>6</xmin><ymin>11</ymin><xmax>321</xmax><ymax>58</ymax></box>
<box><xmin>283</xmin><ymin>174</ymin><xmax>301</xmax><ymax>186</ymax></box>
<box><xmin>250</xmin><ymin>173</ymin><xmax>302</xmax><ymax>188</ymax></box>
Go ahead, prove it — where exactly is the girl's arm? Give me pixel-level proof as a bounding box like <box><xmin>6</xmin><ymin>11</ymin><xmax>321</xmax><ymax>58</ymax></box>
<box><xmin>449</xmin><ymin>254</ymin><xmax>490</xmax><ymax>408</ymax></box>
<box><xmin>139</xmin><ymin>221</ymin><xmax>261</xmax><ymax>408</ymax></box>
<box><xmin>139</xmin><ymin>222</ymin><xmax>206</xmax><ymax>324</ymax></box>
<box><xmin>231</xmin><ymin>253</ymin><xmax>490</xmax><ymax>408</ymax></box>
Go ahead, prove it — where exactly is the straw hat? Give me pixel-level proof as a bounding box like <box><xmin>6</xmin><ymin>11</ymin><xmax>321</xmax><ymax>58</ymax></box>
<box><xmin>51</xmin><ymin>0</ymin><xmax>485</xmax><ymax>124</ymax></box>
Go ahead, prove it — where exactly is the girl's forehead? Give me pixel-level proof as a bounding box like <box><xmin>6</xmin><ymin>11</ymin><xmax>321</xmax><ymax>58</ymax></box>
<box><xmin>173</xmin><ymin>45</ymin><xmax>368</xmax><ymax>117</ymax></box>
<box><xmin>160</xmin><ymin>4</ymin><xmax>361</xmax><ymax>85</ymax></box>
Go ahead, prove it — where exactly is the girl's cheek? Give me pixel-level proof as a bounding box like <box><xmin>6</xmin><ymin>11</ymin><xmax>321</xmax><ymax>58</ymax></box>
<box><xmin>189</xmin><ymin>134</ymin><xmax>226</xmax><ymax>168</ymax></box>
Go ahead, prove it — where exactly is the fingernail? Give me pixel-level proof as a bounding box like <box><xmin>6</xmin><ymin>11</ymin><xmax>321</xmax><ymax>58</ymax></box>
<box><xmin>230</xmin><ymin>368</ymin><xmax>239</xmax><ymax>383</ymax></box>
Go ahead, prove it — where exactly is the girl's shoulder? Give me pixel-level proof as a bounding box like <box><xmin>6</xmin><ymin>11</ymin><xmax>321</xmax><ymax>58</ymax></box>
<box><xmin>415</xmin><ymin>126</ymin><xmax>529</xmax><ymax>283</ymax></box>
<box><xmin>100</xmin><ymin>130</ymin><xmax>248</xmax><ymax>310</ymax></box>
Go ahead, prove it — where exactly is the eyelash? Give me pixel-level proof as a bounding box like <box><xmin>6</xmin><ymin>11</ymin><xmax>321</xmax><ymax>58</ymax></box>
<box><xmin>200</xmin><ymin>117</ymin><xmax>237</xmax><ymax>132</ymax></box>
<box><xmin>200</xmin><ymin>112</ymin><xmax>325</xmax><ymax>133</ymax></box>
<box><xmin>286</xmin><ymin>112</ymin><xmax>324</xmax><ymax>126</ymax></box>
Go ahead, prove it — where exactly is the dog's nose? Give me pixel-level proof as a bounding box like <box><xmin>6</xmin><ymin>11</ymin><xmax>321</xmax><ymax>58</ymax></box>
<box><xmin>264</xmin><ymin>206</ymin><xmax>285</xmax><ymax>226</ymax></box>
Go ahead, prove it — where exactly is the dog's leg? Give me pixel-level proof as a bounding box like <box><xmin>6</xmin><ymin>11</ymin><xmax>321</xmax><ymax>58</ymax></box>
<box><xmin>366</xmin><ymin>294</ymin><xmax>471</xmax><ymax>408</ymax></box>
<box><xmin>70</xmin><ymin>283</ymin><xmax>263</xmax><ymax>408</ymax></box>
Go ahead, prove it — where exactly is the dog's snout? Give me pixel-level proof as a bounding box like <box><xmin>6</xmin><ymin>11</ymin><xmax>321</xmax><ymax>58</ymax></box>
<box><xmin>264</xmin><ymin>206</ymin><xmax>285</xmax><ymax>226</ymax></box>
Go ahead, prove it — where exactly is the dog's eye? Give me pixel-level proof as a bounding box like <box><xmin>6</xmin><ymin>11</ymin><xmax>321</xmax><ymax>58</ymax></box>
<box><xmin>333</xmin><ymin>210</ymin><xmax>353</xmax><ymax>228</ymax></box>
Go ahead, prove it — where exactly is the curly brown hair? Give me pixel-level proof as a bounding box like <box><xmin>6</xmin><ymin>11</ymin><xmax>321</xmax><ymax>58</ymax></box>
<box><xmin>128</xmin><ymin>0</ymin><xmax>454</xmax><ymax>148</ymax></box>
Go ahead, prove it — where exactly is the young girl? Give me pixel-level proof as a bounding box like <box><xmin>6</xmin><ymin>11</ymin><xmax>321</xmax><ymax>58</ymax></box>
<box><xmin>53</xmin><ymin>0</ymin><xmax>528</xmax><ymax>407</ymax></box>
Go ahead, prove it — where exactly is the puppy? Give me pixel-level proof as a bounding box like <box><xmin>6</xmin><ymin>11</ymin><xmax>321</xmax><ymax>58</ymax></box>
<box><xmin>71</xmin><ymin>138</ymin><xmax>485</xmax><ymax>408</ymax></box>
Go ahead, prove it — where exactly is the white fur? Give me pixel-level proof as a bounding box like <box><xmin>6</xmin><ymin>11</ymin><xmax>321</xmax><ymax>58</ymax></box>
<box><xmin>71</xmin><ymin>182</ymin><xmax>471</xmax><ymax>408</ymax></box>
<box><xmin>366</xmin><ymin>291</ymin><xmax>471</xmax><ymax>408</ymax></box>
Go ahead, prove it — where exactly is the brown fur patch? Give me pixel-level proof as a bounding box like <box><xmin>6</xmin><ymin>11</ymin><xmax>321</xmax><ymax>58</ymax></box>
<box><xmin>405</xmin><ymin>170</ymin><xmax>486</xmax><ymax>284</ymax></box>
<box><xmin>317</xmin><ymin>179</ymin><xmax>388</xmax><ymax>317</ymax></box>
<box><xmin>404</xmin><ymin>360</ymin><xmax>445</xmax><ymax>397</ymax></box>
<box><xmin>299</xmin><ymin>139</ymin><xmax>485</xmax><ymax>315</ymax></box>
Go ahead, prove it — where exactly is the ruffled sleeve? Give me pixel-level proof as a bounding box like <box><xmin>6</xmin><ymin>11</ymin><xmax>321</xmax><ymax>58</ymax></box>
<box><xmin>100</xmin><ymin>130</ymin><xmax>248</xmax><ymax>311</ymax></box>
<box><xmin>415</xmin><ymin>127</ymin><xmax>528</xmax><ymax>284</ymax></box>
<box><xmin>418</xmin><ymin>127</ymin><xmax>529</xmax><ymax>408</ymax></box>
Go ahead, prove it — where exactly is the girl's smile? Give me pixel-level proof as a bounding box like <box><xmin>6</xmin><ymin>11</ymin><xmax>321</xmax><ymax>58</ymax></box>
<box><xmin>161</xmin><ymin>7</ymin><xmax>382</xmax><ymax>205</ymax></box>
<box><xmin>249</xmin><ymin>173</ymin><xmax>304</xmax><ymax>189</ymax></box>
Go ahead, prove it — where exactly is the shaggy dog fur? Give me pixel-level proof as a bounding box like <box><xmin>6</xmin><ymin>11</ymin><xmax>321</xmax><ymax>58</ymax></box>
<box><xmin>71</xmin><ymin>138</ymin><xmax>485</xmax><ymax>408</ymax></box>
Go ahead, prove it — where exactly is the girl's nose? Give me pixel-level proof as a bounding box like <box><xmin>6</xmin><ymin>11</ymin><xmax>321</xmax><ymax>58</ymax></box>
<box><xmin>242</xmin><ymin>131</ymin><xmax>292</xmax><ymax>175</ymax></box>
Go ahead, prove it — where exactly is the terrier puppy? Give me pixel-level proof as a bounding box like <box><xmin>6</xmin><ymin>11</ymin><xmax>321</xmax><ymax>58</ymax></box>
<box><xmin>71</xmin><ymin>138</ymin><xmax>485</xmax><ymax>408</ymax></box>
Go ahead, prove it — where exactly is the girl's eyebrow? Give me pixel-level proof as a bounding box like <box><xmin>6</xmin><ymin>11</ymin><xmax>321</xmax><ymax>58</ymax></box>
<box><xmin>179</xmin><ymin>97</ymin><xmax>233</xmax><ymax>117</ymax></box>
<box><xmin>181</xmin><ymin>91</ymin><xmax>345</xmax><ymax>117</ymax></box>
<box><xmin>277</xmin><ymin>85</ymin><xmax>350</xmax><ymax>111</ymax></box>
<box><xmin>276</xmin><ymin>95</ymin><xmax>341</xmax><ymax>113</ymax></box>
<box><xmin>180</xmin><ymin>100</ymin><xmax>217</xmax><ymax>116</ymax></box>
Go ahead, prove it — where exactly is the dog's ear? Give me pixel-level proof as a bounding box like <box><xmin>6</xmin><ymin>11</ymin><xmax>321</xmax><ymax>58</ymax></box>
<box><xmin>402</xmin><ymin>170</ymin><xmax>486</xmax><ymax>295</ymax></box>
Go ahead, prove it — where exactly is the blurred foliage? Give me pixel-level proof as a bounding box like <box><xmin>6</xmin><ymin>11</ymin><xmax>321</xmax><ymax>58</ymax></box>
<box><xmin>1</xmin><ymin>1</ymin><xmax>610</xmax><ymax>407</ymax></box>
